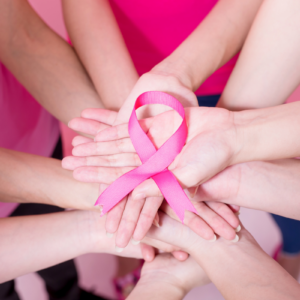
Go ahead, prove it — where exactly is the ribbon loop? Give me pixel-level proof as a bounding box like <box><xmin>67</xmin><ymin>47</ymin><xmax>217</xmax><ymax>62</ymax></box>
<box><xmin>95</xmin><ymin>91</ymin><xmax>197</xmax><ymax>222</ymax></box>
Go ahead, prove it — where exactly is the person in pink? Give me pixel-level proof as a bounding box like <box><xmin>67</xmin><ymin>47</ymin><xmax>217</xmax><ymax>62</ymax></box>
<box><xmin>62</xmin><ymin>0</ymin><xmax>300</xmax><ymax>294</ymax></box>
<box><xmin>61</xmin><ymin>0</ymin><xmax>263</xmax><ymax>297</ymax></box>
<box><xmin>0</xmin><ymin>0</ymin><xmax>108</xmax><ymax>299</ymax></box>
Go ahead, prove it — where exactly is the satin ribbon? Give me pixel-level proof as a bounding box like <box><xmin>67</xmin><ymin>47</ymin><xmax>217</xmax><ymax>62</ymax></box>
<box><xmin>95</xmin><ymin>91</ymin><xmax>197</xmax><ymax>222</ymax></box>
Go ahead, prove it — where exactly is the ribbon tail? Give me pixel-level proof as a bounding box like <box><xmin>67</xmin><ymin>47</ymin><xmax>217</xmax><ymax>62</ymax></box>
<box><xmin>152</xmin><ymin>170</ymin><xmax>197</xmax><ymax>223</ymax></box>
<box><xmin>95</xmin><ymin>168</ymin><xmax>153</xmax><ymax>215</ymax></box>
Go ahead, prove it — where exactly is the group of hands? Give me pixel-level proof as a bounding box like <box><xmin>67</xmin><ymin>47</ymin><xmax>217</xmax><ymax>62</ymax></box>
<box><xmin>63</xmin><ymin>73</ymin><xmax>243</xmax><ymax>258</ymax></box>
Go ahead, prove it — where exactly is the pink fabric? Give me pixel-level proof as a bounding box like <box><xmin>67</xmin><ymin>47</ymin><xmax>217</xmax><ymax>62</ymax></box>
<box><xmin>0</xmin><ymin>62</ymin><xmax>60</xmax><ymax>217</ymax></box>
<box><xmin>110</xmin><ymin>0</ymin><xmax>237</xmax><ymax>95</ymax></box>
<box><xmin>96</xmin><ymin>92</ymin><xmax>197</xmax><ymax>222</ymax></box>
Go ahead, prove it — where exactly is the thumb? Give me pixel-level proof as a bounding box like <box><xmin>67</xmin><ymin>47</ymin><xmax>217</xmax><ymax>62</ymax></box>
<box><xmin>132</xmin><ymin>179</ymin><xmax>163</xmax><ymax>201</ymax></box>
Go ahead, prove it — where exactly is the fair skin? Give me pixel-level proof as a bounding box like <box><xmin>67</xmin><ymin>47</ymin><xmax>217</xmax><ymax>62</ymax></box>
<box><xmin>219</xmin><ymin>0</ymin><xmax>300</xmax><ymax>110</ymax></box>
<box><xmin>0</xmin><ymin>210</ymin><xmax>139</xmax><ymax>283</ymax></box>
<box><xmin>77</xmin><ymin>102</ymin><xmax>300</xmax><ymax>198</ymax></box>
<box><xmin>64</xmin><ymin>101</ymin><xmax>300</xmax><ymax>247</ymax></box>
<box><xmin>0</xmin><ymin>0</ymin><xmax>184</xmax><ymax>274</ymax></box>
<box><xmin>128</xmin><ymin>254</ymin><xmax>210</xmax><ymax>300</ymax></box>
<box><xmin>217</xmin><ymin>0</ymin><xmax>300</xmax><ymax>279</ymax></box>
<box><xmin>144</xmin><ymin>213</ymin><xmax>300</xmax><ymax>300</ymax></box>
<box><xmin>64</xmin><ymin>108</ymin><xmax>241</xmax><ymax>249</ymax></box>
<box><xmin>0</xmin><ymin>0</ymin><xmax>105</xmax><ymax>124</ymax></box>
<box><xmin>0</xmin><ymin>147</ymin><xmax>190</xmax><ymax>263</ymax></box>
<box><xmin>61</xmin><ymin>0</ymin><xmax>262</xmax><ymax>248</ymax></box>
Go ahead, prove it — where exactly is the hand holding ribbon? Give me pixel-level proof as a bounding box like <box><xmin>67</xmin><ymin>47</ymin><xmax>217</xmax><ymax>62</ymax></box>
<box><xmin>95</xmin><ymin>91</ymin><xmax>197</xmax><ymax>222</ymax></box>
<box><xmin>63</xmin><ymin>97</ymin><xmax>241</xmax><ymax>249</ymax></box>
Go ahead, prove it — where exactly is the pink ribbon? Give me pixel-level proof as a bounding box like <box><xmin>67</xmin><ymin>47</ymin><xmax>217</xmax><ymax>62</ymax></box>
<box><xmin>95</xmin><ymin>91</ymin><xmax>197</xmax><ymax>222</ymax></box>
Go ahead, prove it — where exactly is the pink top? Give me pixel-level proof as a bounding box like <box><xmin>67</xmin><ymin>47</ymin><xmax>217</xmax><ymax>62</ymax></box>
<box><xmin>0</xmin><ymin>62</ymin><xmax>60</xmax><ymax>217</ymax></box>
<box><xmin>110</xmin><ymin>0</ymin><xmax>237</xmax><ymax>95</ymax></box>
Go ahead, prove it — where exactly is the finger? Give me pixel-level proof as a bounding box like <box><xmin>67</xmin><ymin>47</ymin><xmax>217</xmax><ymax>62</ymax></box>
<box><xmin>228</xmin><ymin>204</ymin><xmax>240</xmax><ymax>212</ymax></box>
<box><xmin>62</xmin><ymin>153</ymin><xmax>141</xmax><ymax>170</ymax></box>
<box><xmin>68</xmin><ymin>118</ymin><xmax>110</xmax><ymax>136</ymax></box>
<box><xmin>142</xmin><ymin>235</ymin><xmax>182</xmax><ymax>253</ymax></box>
<box><xmin>115</xmin><ymin>194</ymin><xmax>147</xmax><ymax>249</ymax></box>
<box><xmin>205</xmin><ymin>201</ymin><xmax>240</xmax><ymax>230</ymax></box>
<box><xmin>72</xmin><ymin>139</ymin><xmax>135</xmax><ymax>156</ymax></box>
<box><xmin>73</xmin><ymin>166</ymin><xmax>134</xmax><ymax>183</ymax></box>
<box><xmin>105</xmin><ymin>197</ymin><xmax>127</xmax><ymax>235</ymax></box>
<box><xmin>161</xmin><ymin>202</ymin><xmax>215</xmax><ymax>240</ymax></box>
<box><xmin>94</xmin><ymin>118</ymin><xmax>152</xmax><ymax>142</ymax></box>
<box><xmin>81</xmin><ymin>108</ymin><xmax>118</xmax><ymax>125</ymax></box>
<box><xmin>140</xmin><ymin>243</ymin><xmax>155</xmax><ymax>262</ymax></box>
<box><xmin>72</xmin><ymin>136</ymin><xmax>93</xmax><ymax>146</ymax></box>
<box><xmin>171</xmin><ymin>251</ymin><xmax>189</xmax><ymax>261</ymax></box>
<box><xmin>95</xmin><ymin>123</ymin><xmax>129</xmax><ymax>142</ymax></box>
<box><xmin>133</xmin><ymin>196</ymin><xmax>164</xmax><ymax>241</ymax></box>
<box><xmin>132</xmin><ymin>179</ymin><xmax>163</xmax><ymax>201</ymax></box>
<box><xmin>191</xmin><ymin>201</ymin><xmax>237</xmax><ymax>240</ymax></box>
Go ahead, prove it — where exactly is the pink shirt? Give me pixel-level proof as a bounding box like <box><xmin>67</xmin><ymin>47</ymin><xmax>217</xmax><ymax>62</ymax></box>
<box><xmin>110</xmin><ymin>0</ymin><xmax>237</xmax><ymax>95</ymax></box>
<box><xmin>0</xmin><ymin>62</ymin><xmax>60</xmax><ymax>217</ymax></box>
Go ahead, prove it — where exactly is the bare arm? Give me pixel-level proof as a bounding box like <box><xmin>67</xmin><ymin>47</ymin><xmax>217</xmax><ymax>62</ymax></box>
<box><xmin>147</xmin><ymin>213</ymin><xmax>300</xmax><ymax>300</ymax></box>
<box><xmin>153</xmin><ymin>0</ymin><xmax>263</xmax><ymax>92</ymax></box>
<box><xmin>0</xmin><ymin>210</ymin><xmax>142</xmax><ymax>283</ymax></box>
<box><xmin>0</xmin><ymin>147</ymin><xmax>98</xmax><ymax>210</ymax></box>
<box><xmin>218</xmin><ymin>0</ymin><xmax>300</xmax><ymax>110</ymax></box>
<box><xmin>0</xmin><ymin>0</ymin><xmax>103</xmax><ymax>124</ymax></box>
<box><xmin>113</xmin><ymin>0</ymin><xmax>264</xmax><ymax>124</ymax></box>
<box><xmin>63</xmin><ymin>0</ymin><xmax>263</xmax><ymax>123</ymax></box>
<box><xmin>196</xmin><ymin>159</ymin><xmax>300</xmax><ymax>220</ymax></box>
<box><xmin>128</xmin><ymin>254</ymin><xmax>209</xmax><ymax>300</ymax></box>
<box><xmin>62</xmin><ymin>0</ymin><xmax>139</xmax><ymax>110</ymax></box>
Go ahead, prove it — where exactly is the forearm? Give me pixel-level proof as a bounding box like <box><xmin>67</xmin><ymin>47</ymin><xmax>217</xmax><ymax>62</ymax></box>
<box><xmin>147</xmin><ymin>214</ymin><xmax>300</xmax><ymax>300</ymax></box>
<box><xmin>191</xmin><ymin>233</ymin><xmax>300</xmax><ymax>300</ymax></box>
<box><xmin>0</xmin><ymin>0</ymin><xmax>103</xmax><ymax>124</ymax></box>
<box><xmin>62</xmin><ymin>0</ymin><xmax>139</xmax><ymax>110</ymax></box>
<box><xmin>152</xmin><ymin>0</ymin><xmax>263</xmax><ymax>91</ymax></box>
<box><xmin>128</xmin><ymin>279</ymin><xmax>184</xmax><ymax>300</ymax></box>
<box><xmin>219</xmin><ymin>0</ymin><xmax>300</xmax><ymax>110</ymax></box>
<box><xmin>233</xmin><ymin>101</ymin><xmax>300</xmax><ymax>164</ymax></box>
<box><xmin>200</xmin><ymin>159</ymin><xmax>300</xmax><ymax>220</ymax></box>
<box><xmin>0</xmin><ymin>148</ymin><xmax>98</xmax><ymax>210</ymax></box>
<box><xmin>0</xmin><ymin>210</ymin><xmax>99</xmax><ymax>282</ymax></box>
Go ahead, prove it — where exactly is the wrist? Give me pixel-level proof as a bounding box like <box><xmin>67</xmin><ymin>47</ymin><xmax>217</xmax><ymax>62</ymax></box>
<box><xmin>231</xmin><ymin>109</ymin><xmax>262</xmax><ymax>165</ymax></box>
<box><xmin>130</xmin><ymin>276</ymin><xmax>185</xmax><ymax>300</ymax></box>
<box><xmin>151</xmin><ymin>60</ymin><xmax>194</xmax><ymax>92</ymax></box>
<box><xmin>76</xmin><ymin>210</ymin><xmax>108</xmax><ymax>253</ymax></box>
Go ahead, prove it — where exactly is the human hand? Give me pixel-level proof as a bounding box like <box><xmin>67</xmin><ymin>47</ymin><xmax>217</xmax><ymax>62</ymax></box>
<box><xmin>112</xmin><ymin>71</ymin><xmax>199</xmax><ymax>126</ymax></box>
<box><xmin>63</xmin><ymin>106</ymin><xmax>240</xmax><ymax>250</ymax></box>
<box><xmin>86</xmin><ymin>211</ymin><xmax>190</xmax><ymax>262</ymax></box>
<box><xmin>127</xmin><ymin>253</ymin><xmax>210</xmax><ymax>300</ymax></box>
<box><xmin>146</xmin><ymin>212</ymin><xmax>300</xmax><ymax>300</ymax></box>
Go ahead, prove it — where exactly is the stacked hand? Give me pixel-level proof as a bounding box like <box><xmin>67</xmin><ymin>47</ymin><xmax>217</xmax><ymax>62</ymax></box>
<box><xmin>63</xmin><ymin>100</ymin><xmax>241</xmax><ymax>251</ymax></box>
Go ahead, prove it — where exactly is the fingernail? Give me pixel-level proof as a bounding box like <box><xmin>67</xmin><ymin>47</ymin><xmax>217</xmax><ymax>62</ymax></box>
<box><xmin>106</xmin><ymin>232</ymin><xmax>114</xmax><ymax>238</ymax></box>
<box><xmin>235</xmin><ymin>225</ymin><xmax>241</xmax><ymax>233</ymax></box>
<box><xmin>95</xmin><ymin>205</ymin><xmax>103</xmax><ymax>214</ymax></box>
<box><xmin>231</xmin><ymin>234</ymin><xmax>239</xmax><ymax>243</ymax></box>
<box><xmin>153</xmin><ymin>213</ymin><xmax>160</xmax><ymax>228</ymax></box>
<box><xmin>209</xmin><ymin>234</ymin><xmax>217</xmax><ymax>242</ymax></box>
<box><xmin>134</xmin><ymin>193</ymin><xmax>146</xmax><ymax>200</ymax></box>
<box><xmin>131</xmin><ymin>239</ymin><xmax>140</xmax><ymax>245</ymax></box>
<box><xmin>189</xmin><ymin>186</ymin><xmax>199</xmax><ymax>198</ymax></box>
<box><xmin>115</xmin><ymin>246</ymin><xmax>124</xmax><ymax>253</ymax></box>
<box><xmin>153</xmin><ymin>219</ymin><xmax>160</xmax><ymax>228</ymax></box>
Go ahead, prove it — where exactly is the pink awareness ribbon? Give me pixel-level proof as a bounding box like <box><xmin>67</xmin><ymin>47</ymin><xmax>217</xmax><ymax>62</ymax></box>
<box><xmin>95</xmin><ymin>91</ymin><xmax>197</xmax><ymax>222</ymax></box>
